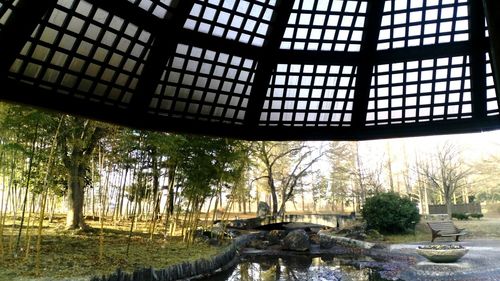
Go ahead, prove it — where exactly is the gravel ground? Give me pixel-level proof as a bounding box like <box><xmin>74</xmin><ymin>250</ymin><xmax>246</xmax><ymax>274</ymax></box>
<box><xmin>387</xmin><ymin>239</ymin><xmax>500</xmax><ymax>281</ymax></box>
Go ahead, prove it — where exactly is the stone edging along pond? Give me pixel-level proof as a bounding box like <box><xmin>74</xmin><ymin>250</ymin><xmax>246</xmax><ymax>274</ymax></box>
<box><xmin>89</xmin><ymin>233</ymin><xmax>257</xmax><ymax>281</ymax></box>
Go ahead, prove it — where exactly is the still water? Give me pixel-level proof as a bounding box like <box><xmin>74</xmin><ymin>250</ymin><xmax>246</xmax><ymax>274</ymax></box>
<box><xmin>207</xmin><ymin>255</ymin><xmax>387</xmax><ymax>281</ymax></box>
<box><xmin>284</xmin><ymin>214</ymin><xmax>340</xmax><ymax>228</ymax></box>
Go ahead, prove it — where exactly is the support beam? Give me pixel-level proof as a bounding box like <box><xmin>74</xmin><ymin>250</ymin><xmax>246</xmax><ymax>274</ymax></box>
<box><xmin>351</xmin><ymin>1</ymin><xmax>385</xmax><ymax>130</ymax></box>
<box><xmin>0</xmin><ymin>0</ymin><xmax>56</xmax><ymax>77</ymax></box>
<box><xmin>129</xmin><ymin>0</ymin><xmax>195</xmax><ymax>115</ymax></box>
<box><xmin>469</xmin><ymin>0</ymin><xmax>488</xmax><ymax>119</ymax></box>
<box><xmin>85</xmin><ymin>0</ymin><xmax>161</xmax><ymax>32</ymax></box>
<box><xmin>483</xmin><ymin>0</ymin><xmax>500</xmax><ymax>104</ymax></box>
<box><xmin>244</xmin><ymin>0</ymin><xmax>295</xmax><ymax>127</ymax></box>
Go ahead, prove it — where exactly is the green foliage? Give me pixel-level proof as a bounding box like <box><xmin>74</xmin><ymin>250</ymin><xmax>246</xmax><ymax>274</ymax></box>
<box><xmin>177</xmin><ymin>136</ymin><xmax>249</xmax><ymax>199</ymax></box>
<box><xmin>469</xmin><ymin>213</ymin><xmax>484</xmax><ymax>220</ymax></box>
<box><xmin>362</xmin><ymin>192</ymin><xmax>420</xmax><ymax>234</ymax></box>
<box><xmin>452</xmin><ymin>213</ymin><xmax>470</xmax><ymax>220</ymax></box>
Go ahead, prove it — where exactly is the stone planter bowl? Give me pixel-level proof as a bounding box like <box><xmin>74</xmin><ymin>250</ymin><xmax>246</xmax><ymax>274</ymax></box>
<box><xmin>416</xmin><ymin>246</ymin><xmax>468</xmax><ymax>263</ymax></box>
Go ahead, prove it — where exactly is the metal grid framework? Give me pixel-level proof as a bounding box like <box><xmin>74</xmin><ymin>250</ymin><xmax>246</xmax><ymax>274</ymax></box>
<box><xmin>0</xmin><ymin>0</ymin><xmax>17</xmax><ymax>31</ymax></box>
<box><xmin>261</xmin><ymin>63</ymin><xmax>357</xmax><ymax>127</ymax></box>
<box><xmin>184</xmin><ymin>0</ymin><xmax>275</xmax><ymax>47</ymax></box>
<box><xmin>127</xmin><ymin>0</ymin><xmax>177</xmax><ymax>19</ymax></box>
<box><xmin>280</xmin><ymin>0</ymin><xmax>367</xmax><ymax>52</ymax></box>
<box><xmin>367</xmin><ymin>55</ymin><xmax>472</xmax><ymax>125</ymax></box>
<box><xmin>377</xmin><ymin>0</ymin><xmax>470</xmax><ymax>50</ymax></box>
<box><xmin>8</xmin><ymin>0</ymin><xmax>155</xmax><ymax>107</ymax></box>
<box><xmin>150</xmin><ymin>43</ymin><xmax>257</xmax><ymax>123</ymax></box>
<box><xmin>0</xmin><ymin>0</ymin><xmax>498</xmax><ymax>140</ymax></box>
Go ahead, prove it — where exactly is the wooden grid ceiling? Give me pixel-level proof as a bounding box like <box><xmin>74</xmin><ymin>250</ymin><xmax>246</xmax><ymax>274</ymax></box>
<box><xmin>0</xmin><ymin>0</ymin><xmax>499</xmax><ymax>140</ymax></box>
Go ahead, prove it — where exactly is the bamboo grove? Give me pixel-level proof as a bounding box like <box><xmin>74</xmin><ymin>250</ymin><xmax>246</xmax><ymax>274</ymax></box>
<box><xmin>0</xmin><ymin>103</ymin><xmax>254</xmax><ymax>267</ymax></box>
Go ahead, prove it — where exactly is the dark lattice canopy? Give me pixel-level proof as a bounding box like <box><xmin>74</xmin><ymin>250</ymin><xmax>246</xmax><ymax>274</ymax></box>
<box><xmin>0</xmin><ymin>0</ymin><xmax>499</xmax><ymax>140</ymax></box>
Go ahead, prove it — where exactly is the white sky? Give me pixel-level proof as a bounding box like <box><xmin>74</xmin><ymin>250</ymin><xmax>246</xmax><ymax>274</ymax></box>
<box><xmin>311</xmin><ymin>128</ymin><xmax>500</xmax><ymax>180</ymax></box>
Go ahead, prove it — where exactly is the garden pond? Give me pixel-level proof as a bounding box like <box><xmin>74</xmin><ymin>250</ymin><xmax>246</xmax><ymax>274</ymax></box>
<box><xmin>206</xmin><ymin>255</ymin><xmax>392</xmax><ymax>281</ymax></box>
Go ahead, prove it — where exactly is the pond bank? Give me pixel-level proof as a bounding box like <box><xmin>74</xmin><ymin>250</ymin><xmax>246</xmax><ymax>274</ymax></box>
<box><xmin>90</xmin><ymin>234</ymin><xmax>257</xmax><ymax>281</ymax></box>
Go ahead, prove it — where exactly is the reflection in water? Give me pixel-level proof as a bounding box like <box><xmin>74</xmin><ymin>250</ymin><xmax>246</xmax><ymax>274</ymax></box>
<box><xmin>283</xmin><ymin>214</ymin><xmax>353</xmax><ymax>228</ymax></box>
<box><xmin>285</xmin><ymin>214</ymin><xmax>338</xmax><ymax>228</ymax></box>
<box><xmin>207</xmin><ymin>256</ymin><xmax>387</xmax><ymax>281</ymax></box>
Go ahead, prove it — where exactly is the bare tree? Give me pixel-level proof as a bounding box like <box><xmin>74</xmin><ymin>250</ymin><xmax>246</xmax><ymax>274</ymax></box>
<box><xmin>328</xmin><ymin>141</ymin><xmax>385</xmax><ymax>212</ymax></box>
<box><xmin>253</xmin><ymin>141</ymin><xmax>322</xmax><ymax>217</ymax></box>
<box><xmin>471</xmin><ymin>154</ymin><xmax>500</xmax><ymax>203</ymax></box>
<box><xmin>419</xmin><ymin>142</ymin><xmax>471</xmax><ymax>218</ymax></box>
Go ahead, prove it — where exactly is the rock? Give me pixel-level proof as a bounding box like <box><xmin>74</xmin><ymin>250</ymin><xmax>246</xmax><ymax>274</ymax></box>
<box><xmin>320</xmin><ymin>234</ymin><xmax>375</xmax><ymax>249</ymax></box>
<box><xmin>344</xmin><ymin>224</ymin><xmax>368</xmax><ymax>240</ymax></box>
<box><xmin>346</xmin><ymin>231</ymin><xmax>367</xmax><ymax>241</ymax></box>
<box><xmin>371</xmin><ymin>243</ymin><xmax>388</xmax><ymax>250</ymax></box>
<box><xmin>267</xmin><ymin>244</ymin><xmax>282</xmax><ymax>251</ymax></box>
<box><xmin>257</xmin><ymin>202</ymin><xmax>270</xmax><ymax>218</ymax></box>
<box><xmin>207</xmin><ymin>238</ymin><xmax>221</xmax><ymax>246</ymax></box>
<box><xmin>366</xmin><ymin>229</ymin><xmax>384</xmax><ymax>241</ymax></box>
<box><xmin>244</xmin><ymin>217</ymin><xmax>263</xmax><ymax>229</ymax></box>
<box><xmin>247</xmin><ymin>239</ymin><xmax>269</xmax><ymax>250</ymax></box>
<box><xmin>319</xmin><ymin>234</ymin><xmax>335</xmax><ymax>249</ymax></box>
<box><xmin>194</xmin><ymin>229</ymin><xmax>213</xmax><ymax>241</ymax></box>
<box><xmin>281</xmin><ymin>229</ymin><xmax>310</xmax><ymax>251</ymax></box>
<box><xmin>268</xmin><ymin>230</ymin><xmax>286</xmax><ymax>245</ymax></box>
<box><xmin>318</xmin><ymin>227</ymin><xmax>335</xmax><ymax>234</ymax></box>
<box><xmin>226</xmin><ymin>229</ymin><xmax>241</xmax><ymax>238</ymax></box>
<box><xmin>211</xmin><ymin>223</ymin><xmax>226</xmax><ymax>237</ymax></box>
<box><xmin>228</xmin><ymin>219</ymin><xmax>246</xmax><ymax>229</ymax></box>
<box><xmin>309</xmin><ymin>233</ymin><xmax>320</xmax><ymax>245</ymax></box>
<box><xmin>256</xmin><ymin>231</ymin><xmax>268</xmax><ymax>240</ymax></box>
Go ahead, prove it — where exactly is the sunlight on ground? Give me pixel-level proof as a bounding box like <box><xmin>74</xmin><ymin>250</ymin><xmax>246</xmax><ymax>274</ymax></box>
<box><xmin>0</xmin><ymin>218</ymin><xmax>219</xmax><ymax>281</ymax></box>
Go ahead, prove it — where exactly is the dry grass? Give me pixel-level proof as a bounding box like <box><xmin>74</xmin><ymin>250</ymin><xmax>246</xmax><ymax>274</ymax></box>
<box><xmin>381</xmin><ymin>217</ymin><xmax>500</xmax><ymax>244</ymax></box>
<box><xmin>453</xmin><ymin>218</ymin><xmax>500</xmax><ymax>239</ymax></box>
<box><xmin>380</xmin><ymin>222</ymin><xmax>432</xmax><ymax>243</ymax></box>
<box><xmin>0</xmin><ymin>217</ymin><xmax>220</xmax><ymax>281</ymax></box>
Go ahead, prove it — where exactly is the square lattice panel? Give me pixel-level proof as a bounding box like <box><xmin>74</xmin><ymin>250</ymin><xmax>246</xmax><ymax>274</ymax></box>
<box><xmin>486</xmin><ymin>52</ymin><xmax>499</xmax><ymax>116</ymax></box>
<box><xmin>184</xmin><ymin>0</ymin><xmax>275</xmax><ymax>47</ymax></box>
<box><xmin>0</xmin><ymin>0</ymin><xmax>18</xmax><ymax>32</ymax></box>
<box><xmin>260</xmin><ymin>63</ymin><xmax>357</xmax><ymax>127</ymax></box>
<box><xmin>127</xmin><ymin>0</ymin><xmax>177</xmax><ymax>19</ymax></box>
<box><xmin>7</xmin><ymin>0</ymin><xmax>154</xmax><ymax>108</ymax></box>
<box><xmin>377</xmin><ymin>0</ymin><xmax>469</xmax><ymax>50</ymax></box>
<box><xmin>366</xmin><ymin>56</ymin><xmax>472</xmax><ymax>125</ymax></box>
<box><xmin>0</xmin><ymin>0</ymin><xmax>498</xmax><ymax>140</ymax></box>
<box><xmin>281</xmin><ymin>0</ymin><xmax>367</xmax><ymax>52</ymax></box>
<box><xmin>150</xmin><ymin>43</ymin><xmax>257</xmax><ymax>124</ymax></box>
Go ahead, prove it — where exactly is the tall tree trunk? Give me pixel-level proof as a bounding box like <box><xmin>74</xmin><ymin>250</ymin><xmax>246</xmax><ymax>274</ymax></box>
<box><xmin>355</xmin><ymin>142</ymin><xmax>366</xmax><ymax>205</ymax></box>
<box><xmin>59</xmin><ymin>119</ymin><xmax>105</xmax><ymax>230</ymax></box>
<box><xmin>166</xmin><ymin>162</ymin><xmax>177</xmax><ymax>215</ymax></box>
<box><xmin>117</xmin><ymin>167</ymin><xmax>128</xmax><ymax>220</ymax></box>
<box><xmin>446</xmin><ymin>199</ymin><xmax>453</xmax><ymax>219</ymax></box>
<box><xmin>386</xmin><ymin>143</ymin><xmax>395</xmax><ymax>192</ymax></box>
<box><xmin>66</xmin><ymin>164</ymin><xmax>86</xmax><ymax>229</ymax></box>
<box><xmin>151</xmin><ymin>156</ymin><xmax>161</xmax><ymax>216</ymax></box>
<box><xmin>268</xmin><ymin>171</ymin><xmax>278</xmax><ymax>217</ymax></box>
<box><xmin>16</xmin><ymin>124</ymin><xmax>38</xmax><ymax>255</ymax></box>
<box><xmin>149</xmin><ymin>156</ymin><xmax>161</xmax><ymax>240</ymax></box>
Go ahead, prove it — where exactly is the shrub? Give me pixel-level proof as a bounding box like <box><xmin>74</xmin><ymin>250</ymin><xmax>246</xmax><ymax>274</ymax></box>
<box><xmin>452</xmin><ymin>213</ymin><xmax>469</xmax><ymax>220</ymax></box>
<box><xmin>361</xmin><ymin>192</ymin><xmax>420</xmax><ymax>234</ymax></box>
<box><xmin>470</xmin><ymin>213</ymin><xmax>484</xmax><ymax>220</ymax></box>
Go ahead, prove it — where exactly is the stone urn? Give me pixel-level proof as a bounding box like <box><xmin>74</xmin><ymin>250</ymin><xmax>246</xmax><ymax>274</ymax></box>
<box><xmin>416</xmin><ymin>244</ymin><xmax>468</xmax><ymax>263</ymax></box>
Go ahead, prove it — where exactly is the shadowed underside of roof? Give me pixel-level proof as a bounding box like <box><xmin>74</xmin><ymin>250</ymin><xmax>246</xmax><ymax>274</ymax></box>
<box><xmin>0</xmin><ymin>0</ymin><xmax>499</xmax><ymax>140</ymax></box>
